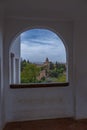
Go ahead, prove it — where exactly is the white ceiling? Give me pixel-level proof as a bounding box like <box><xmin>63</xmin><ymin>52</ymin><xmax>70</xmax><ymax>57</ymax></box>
<box><xmin>1</xmin><ymin>0</ymin><xmax>87</xmax><ymax>20</ymax></box>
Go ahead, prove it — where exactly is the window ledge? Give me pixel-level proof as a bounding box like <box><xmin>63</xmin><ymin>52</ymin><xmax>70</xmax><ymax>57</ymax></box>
<box><xmin>10</xmin><ymin>82</ymin><xmax>69</xmax><ymax>89</ymax></box>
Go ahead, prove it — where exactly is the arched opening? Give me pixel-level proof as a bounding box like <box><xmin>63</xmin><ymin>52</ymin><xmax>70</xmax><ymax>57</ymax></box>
<box><xmin>9</xmin><ymin>28</ymin><xmax>68</xmax><ymax>87</ymax></box>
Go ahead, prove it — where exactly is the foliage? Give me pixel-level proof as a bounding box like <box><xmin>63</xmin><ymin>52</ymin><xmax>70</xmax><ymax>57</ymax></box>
<box><xmin>21</xmin><ymin>59</ymin><xmax>40</xmax><ymax>83</ymax></box>
<box><xmin>49</xmin><ymin>70</ymin><xmax>58</xmax><ymax>77</ymax></box>
<box><xmin>56</xmin><ymin>74</ymin><xmax>66</xmax><ymax>82</ymax></box>
<box><xmin>21</xmin><ymin>58</ymin><xmax>67</xmax><ymax>83</ymax></box>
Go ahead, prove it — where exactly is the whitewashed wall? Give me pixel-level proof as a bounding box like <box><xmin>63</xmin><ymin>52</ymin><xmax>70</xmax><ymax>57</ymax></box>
<box><xmin>3</xmin><ymin>18</ymin><xmax>74</xmax><ymax>122</ymax></box>
<box><xmin>0</xmin><ymin>8</ymin><xmax>4</xmax><ymax>130</ymax></box>
<box><xmin>10</xmin><ymin>37</ymin><xmax>20</xmax><ymax>58</ymax></box>
<box><xmin>73</xmin><ymin>21</ymin><xmax>87</xmax><ymax>119</ymax></box>
<box><xmin>9</xmin><ymin>37</ymin><xmax>20</xmax><ymax>84</ymax></box>
<box><xmin>0</xmin><ymin>19</ymin><xmax>3</xmax><ymax>130</ymax></box>
<box><xmin>0</xmin><ymin>3</ymin><xmax>87</xmax><ymax>130</ymax></box>
<box><xmin>8</xmin><ymin>86</ymin><xmax>73</xmax><ymax>121</ymax></box>
<box><xmin>4</xmin><ymin>18</ymin><xmax>87</xmax><ymax>123</ymax></box>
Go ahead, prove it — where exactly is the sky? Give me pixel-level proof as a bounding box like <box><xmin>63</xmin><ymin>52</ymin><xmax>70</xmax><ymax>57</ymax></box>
<box><xmin>21</xmin><ymin>29</ymin><xmax>66</xmax><ymax>63</ymax></box>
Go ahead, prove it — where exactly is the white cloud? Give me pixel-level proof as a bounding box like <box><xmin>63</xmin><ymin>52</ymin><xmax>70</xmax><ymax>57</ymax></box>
<box><xmin>20</xmin><ymin>29</ymin><xmax>66</xmax><ymax>63</ymax></box>
<box><xmin>21</xmin><ymin>41</ymin><xmax>66</xmax><ymax>63</ymax></box>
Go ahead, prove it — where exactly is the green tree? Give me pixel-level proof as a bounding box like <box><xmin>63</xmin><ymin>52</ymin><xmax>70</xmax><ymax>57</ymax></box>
<box><xmin>49</xmin><ymin>69</ymin><xmax>58</xmax><ymax>77</ymax></box>
<box><xmin>21</xmin><ymin>59</ymin><xmax>27</xmax><ymax>71</ymax></box>
<box><xmin>21</xmin><ymin>63</ymin><xmax>40</xmax><ymax>83</ymax></box>
<box><xmin>49</xmin><ymin>62</ymin><xmax>54</xmax><ymax>70</ymax></box>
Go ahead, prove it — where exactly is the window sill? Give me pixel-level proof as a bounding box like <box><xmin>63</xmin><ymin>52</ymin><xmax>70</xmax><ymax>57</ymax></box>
<box><xmin>10</xmin><ymin>82</ymin><xmax>69</xmax><ymax>89</ymax></box>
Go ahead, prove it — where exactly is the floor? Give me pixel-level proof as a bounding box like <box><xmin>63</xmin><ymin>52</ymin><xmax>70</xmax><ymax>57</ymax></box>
<box><xmin>3</xmin><ymin>118</ymin><xmax>87</xmax><ymax>130</ymax></box>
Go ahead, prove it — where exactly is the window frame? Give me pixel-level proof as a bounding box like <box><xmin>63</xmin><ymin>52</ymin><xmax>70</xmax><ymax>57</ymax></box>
<box><xmin>10</xmin><ymin>82</ymin><xmax>69</xmax><ymax>89</ymax></box>
<box><xmin>10</xmin><ymin>28</ymin><xmax>69</xmax><ymax>88</ymax></box>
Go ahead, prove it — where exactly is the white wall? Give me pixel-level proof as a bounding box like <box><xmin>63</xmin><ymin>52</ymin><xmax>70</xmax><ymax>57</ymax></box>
<box><xmin>10</xmin><ymin>36</ymin><xmax>20</xmax><ymax>58</ymax></box>
<box><xmin>0</xmin><ymin>19</ymin><xmax>3</xmax><ymax>130</ymax></box>
<box><xmin>0</xmin><ymin>8</ymin><xmax>5</xmax><ymax>130</ymax></box>
<box><xmin>3</xmin><ymin>18</ymin><xmax>74</xmax><ymax>122</ymax></box>
<box><xmin>10</xmin><ymin>37</ymin><xmax>20</xmax><ymax>84</ymax></box>
<box><xmin>73</xmin><ymin>21</ymin><xmax>87</xmax><ymax>119</ymax></box>
<box><xmin>1</xmin><ymin>4</ymin><xmax>87</xmax><ymax>130</ymax></box>
<box><xmin>8</xmin><ymin>87</ymin><xmax>73</xmax><ymax>121</ymax></box>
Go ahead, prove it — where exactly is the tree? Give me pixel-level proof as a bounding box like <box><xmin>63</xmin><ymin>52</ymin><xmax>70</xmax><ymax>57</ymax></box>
<box><xmin>21</xmin><ymin>62</ymin><xmax>40</xmax><ymax>83</ymax></box>
<box><xmin>21</xmin><ymin>59</ymin><xmax>27</xmax><ymax>71</ymax></box>
<box><xmin>49</xmin><ymin>62</ymin><xmax>54</xmax><ymax>70</ymax></box>
<box><xmin>49</xmin><ymin>69</ymin><xmax>58</xmax><ymax>78</ymax></box>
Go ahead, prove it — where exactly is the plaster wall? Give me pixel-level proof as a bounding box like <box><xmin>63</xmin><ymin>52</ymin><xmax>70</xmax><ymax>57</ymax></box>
<box><xmin>3</xmin><ymin>18</ymin><xmax>74</xmax><ymax>122</ymax></box>
<box><xmin>10</xmin><ymin>37</ymin><xmax>20</xmax><ymax>84</ymax></box>
<box><xmin>0</xmin><ymin>8</ymin><xmax>4</xmax><ymax>130</ymax></box>
<box><xmin>10</xmin><ymin>36</ymin><xmax>20</xmax><ymax>58</ymax></box>
<box><xmin>73</xmin><ymin>21</ymin><xmax>87</xmax><ymax>119</ymax></box>
<box><xmin>0</xmin><ymin>19</ymin><xmax>3</xmax><ymax>130</ymax></box>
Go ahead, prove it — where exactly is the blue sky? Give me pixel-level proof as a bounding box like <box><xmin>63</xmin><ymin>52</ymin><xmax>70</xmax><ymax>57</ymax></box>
<box><xmin>21</xmin><ymin>29</ymin><xmax>66</xmax><ymax>63</ymax></box>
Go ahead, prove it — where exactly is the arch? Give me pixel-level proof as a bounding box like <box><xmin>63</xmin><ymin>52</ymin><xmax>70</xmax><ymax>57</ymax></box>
<box><xmin>10</xmin><ymin>27</ymin><xmax>68</xmax><ymax>84</ymax></box>
<box><xmin>9</xmin><ymin>26</ymin><xmax>68</xmax><ymax>55</ymax></box>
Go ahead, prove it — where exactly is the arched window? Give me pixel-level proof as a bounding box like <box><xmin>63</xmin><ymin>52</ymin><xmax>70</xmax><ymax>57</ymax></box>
<box><xmin>10</xmin><ymin>28</ymin><xmax>68</xmax><ymax>88</ymax></box>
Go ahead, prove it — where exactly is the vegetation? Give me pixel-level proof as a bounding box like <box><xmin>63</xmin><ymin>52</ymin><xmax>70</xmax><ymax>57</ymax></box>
<box><xmin>21</xmin><ymin>59</ymin><xmax>67</xmax><ymax>83</ymax></box>
<box><xmin>21</xmin><ymin>59</ymin><xmax>40</xmax><ymax>83</ymax></box>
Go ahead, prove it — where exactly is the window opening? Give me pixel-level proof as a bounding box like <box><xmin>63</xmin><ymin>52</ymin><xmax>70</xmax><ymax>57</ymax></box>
<box><xmin>10</xmin><ymin>28</ymin><xmax>68</xmax><ymax>86</ymax></box>
<box><xmin>21</xmin><ymin>28</ymin><xmax>67</xmax><ymax>83</ymax></box>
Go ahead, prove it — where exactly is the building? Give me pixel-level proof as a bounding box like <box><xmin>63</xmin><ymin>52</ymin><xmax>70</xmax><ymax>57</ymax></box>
<box><xmin>1</xmin><ymin>0</ymin><xmax>87</xmax><ymax>130</ymax></box>
<box><xmin>37</xmin><ymin>58</ymin><xmax>50</xmax><ymax>80</ymax></box>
